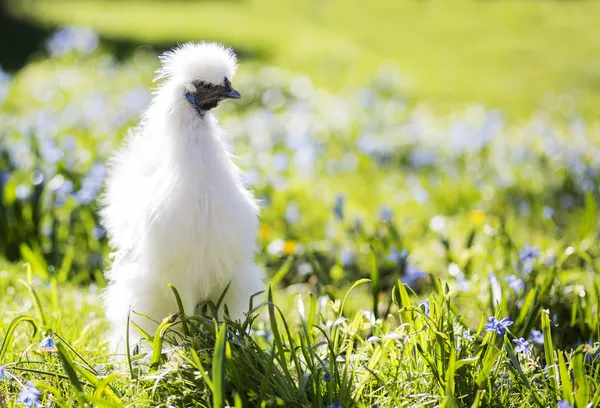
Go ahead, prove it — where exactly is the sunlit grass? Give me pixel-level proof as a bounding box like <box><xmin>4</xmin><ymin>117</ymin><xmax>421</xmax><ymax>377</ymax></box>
<box><xmin>7</xmin><ymin>0</ymin><xmax>600</xmax><ymax>118</ymax></box>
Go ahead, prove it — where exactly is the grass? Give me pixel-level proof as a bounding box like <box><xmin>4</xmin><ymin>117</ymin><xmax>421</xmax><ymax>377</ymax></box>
<box><xmin>1</xmin><ymin>30</ymin><xmax>600</xmax><ymax>406</ymax></box>
<box><xmin>6</xmin><ymin>0</ymin><xmax>600</xmax><ymax>118</ymax></box>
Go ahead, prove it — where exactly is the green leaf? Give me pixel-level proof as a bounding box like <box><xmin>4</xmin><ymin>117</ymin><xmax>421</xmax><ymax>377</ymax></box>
<box><xmin>541</xmin><ymin>310</ymin><xmax>558</xmax><ymax>392</ymax></box>
<box><xmin>212</xmin><ymin>323</ymin><xmax>227</xmax><ymax>408</ymax></box>
<box><xmin>56</xmin><ymin>342</ymin><xmax>85</xmax><ymax>406</ymax></box>
<box><xmin>557</xmin><ymin>351</ymin><xmax>573</xmax><ymax>405</ymax></box>
<box><xmin>369</xmin><ymin>245</ymin><xmax>380</xmax><ymax>320</ymax></box>
<box><xmin>0</xmin><ymin>314</ymin><xmax>37</xmax><ymax>360</ymax></box>
<box><xmin>150</xmin><ymin>313</ymin><xmax>178</xmax><ymax>371</ymax></box>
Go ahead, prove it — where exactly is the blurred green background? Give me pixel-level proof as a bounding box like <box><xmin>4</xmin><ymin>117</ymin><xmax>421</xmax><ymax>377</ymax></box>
<box><xmin>3</xmin><ymin>0</ymin><xmax>600</xmax><ymax>118</ymax></box>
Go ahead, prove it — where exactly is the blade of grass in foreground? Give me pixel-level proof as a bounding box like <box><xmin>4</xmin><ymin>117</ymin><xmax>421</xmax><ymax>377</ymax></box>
<box><xmin>541</xmin><ymin>310</ymin><xmax>558</xmax><ymax>392</ymax></box>
<box><xmin>0</xmin><ymin>314</ymin><xmax>37</xmax><ymax>360</ymax></box>
<box><xmin>212</xmin><ymin>323</ymin><xmax>227</xmax><ymax>408</ymax></box>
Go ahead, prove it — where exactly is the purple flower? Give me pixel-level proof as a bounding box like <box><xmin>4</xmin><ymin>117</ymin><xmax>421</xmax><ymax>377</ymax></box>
<box><xmin>39</xmin><ymin>336</ymin><xmax>57</xmax><ymax>352</ymax></box>
<box><xmin>557</xmin><ymin>401</ymin><xmax>573</xmax><ymax>408</ymax></box>
<box><xmin>379</xmin><ymin>205</ymin><xmax>393</xmax><ymax>222</ymax></box>
<box><xmin>17</xmin><ymin>382</ymin><xmax>42</xmax><ymax>407</ymax></box>
<box><xmin>513</xmin><ymin>338</ymin><xmax>531</xmax><ymax>356</ymax></box>
<box><xmin>518</xmin><ymin>243</ymin><xmax>540</xmax><ymax>263</ymax></box>
<box><xmin>418</xmin><ymin>300</ymin><xmax>430</xmax><ymax>316</ymax></box>
<box><xmin>333</xmin><ymin>194</ymin><xmax>345</xmax><ymax>220</ymax></box>
<box><xmin>484</xmin><ymin>317</ymin><xmax>513</xmax><ymax>336</ymax></box>
<box><xmin>505</xmin><ymin>275</ymin><xmax>524</xmax><ymax>294</ymax></box>
<box><xmin>46</xmin><ymin>26</ymin><xmax>99</xmax><ymax>57</ymax></box>
<box><xmin>323</xmin><ymin>372</ymin><xmax>331</xmax><ymax>382</ymax></box>
<box><xmin>462</xmin><ymin>330</ymin><xmax>475</xmax><ymax>342</ymax></box>
<box><xmin>387</xmin><ymin>248</ymin><xmax>408</xmax><ymax>266</ymax></box>
<box><xmin>529</xmin><ymin>329</ymin><xmax>544</xmax><ymax>345</ymax></box>
<box><xmin>340</xmin><ymin>248</ymin><xmax>354</xmax><ymax>267</ymax></box>
<box><xmin>402</xmin><ymin>264</ymin><xmax>427</xmax><ymax>289</ymax></box>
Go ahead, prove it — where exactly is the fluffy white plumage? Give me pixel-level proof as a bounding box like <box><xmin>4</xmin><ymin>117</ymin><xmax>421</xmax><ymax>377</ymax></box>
<box><xmin>100</xmin><ymin>42</ymin><xmax>264</xmax><ymax>352</ymax></box>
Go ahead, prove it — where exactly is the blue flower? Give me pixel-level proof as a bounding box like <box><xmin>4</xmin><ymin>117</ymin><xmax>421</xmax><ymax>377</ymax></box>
<box><xmin>402</xmin><ymin>264</ymin><xmax>427</xmax><ymax>288</ymax></box>
<box><xmin>323</xmin><ymin>372</ymin><xmax>331</xmax><ymax>382</ymax></box>
<box><xmin>17</xmin><ymin>382</ymin><xmax>43</xmax><ymax>407</ymax></box>
<box><xmin>0</xmin><ymin>366</ymin><xmax>6</xmax><ymax>381</ymax></box>
<box><xmin>333</xmin><ymin>194</ymin><xmax>345</xmax><ymax>220</ymax></box>
<box><xmin>505</xmin><ymin>275</ymin><xmax>524</xmax><ymax>294</ymax></box>
<box><xmin>484</xmin><ymin>317</ymin><xmax>513</xmax><ymax>336</ymax></box>
<box><xmin>92</xmin><ymin>225</ymin><xmax>105</xmax><ymax>240</ymax></box>
<box><xmin>379</xmin><ymin>206</ymin><xmax>393</xmax><ymax>223</ymax></box>
<box><xmin>39</xmin><ymin>336</ymin><xmax>57</xmax><ymax>352</ymax></box>
<box><xmin>557</xmin><ymin>401</ymin><xmax>573</xmax><ymax>408</ymax></box>
<box><xmin>328</xmin><ymin>403</ymin><xmax>342</xmax><ymax>408</ymax></box>
<box><xmin>462</xmin><ymin>330</ymin><xmax>475</xmax><ymax>342</ymax></box>
<box><xmin>387</xmin><ymin>248</ymin><xmax>408</xmax><ymax>266</ymax></box>
<box><xmin>542</xmin><ymin>206</ymin><xmax>554</xmax><ymax>219</ymax></box>
<box><xmin>418</xmin><ymin>300</ymin><xmax>430</xmax><ymax>316</ymax></box>
<box><xmin>340</xmin><ymin>248</ymin><xmax>355</xmax><ymax>267</ymax></box>
<box><xmin>529</xmin><ymin>329</ymin><xmax>544</xmax><ymax>345</ymax></box>
<box><xmin>513</xmin><ymin>337</ymin><xmax>531</xmax><ymax>356</ymax></box>
<box><xmin>518</xmin><ymin>243</ymin><xmax>540</xmax><ymax>263</ymax></box>
<box><xmin>46</xmin><ymin>26</ymin><xmax>99</xmax><ymax>57</ymax></box>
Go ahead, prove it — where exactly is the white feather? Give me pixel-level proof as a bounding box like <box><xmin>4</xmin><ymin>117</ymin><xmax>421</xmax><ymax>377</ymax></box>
<box><xmin>99</xmin><ymin>42</ymin><xmax>263</xmax><ymax>352</ymax></box>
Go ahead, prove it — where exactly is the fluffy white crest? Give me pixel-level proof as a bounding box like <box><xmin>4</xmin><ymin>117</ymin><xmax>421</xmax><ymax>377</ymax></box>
<box><xmin>154</xmin><ymin>42</ymin><xmax>238</xmax><ymax>86</ymax></box>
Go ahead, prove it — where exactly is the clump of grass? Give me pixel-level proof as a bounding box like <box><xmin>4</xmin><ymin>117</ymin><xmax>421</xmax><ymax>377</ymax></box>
<box><xmin>1</xmin><ymin>260</ymin><xmax>598</xmax><ymax>406</ymax></box>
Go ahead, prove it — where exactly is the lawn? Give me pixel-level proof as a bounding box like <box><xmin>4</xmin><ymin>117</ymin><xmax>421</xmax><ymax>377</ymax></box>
<box><xmin>0</xmin><ymin>13</ymin><xmax>599</xmax><ymax>408</ymax></box>
<box><xmin>6</xmin><ymin>0</ymin><xmax>600</xmax><ymax>118</ymax></box>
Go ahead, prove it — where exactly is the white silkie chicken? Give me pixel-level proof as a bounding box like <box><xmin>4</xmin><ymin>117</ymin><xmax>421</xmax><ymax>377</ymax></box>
<box><xmin>100</xmin><ymin>42</ymin><xmax>264</xmax><ymax>351</ymax></box>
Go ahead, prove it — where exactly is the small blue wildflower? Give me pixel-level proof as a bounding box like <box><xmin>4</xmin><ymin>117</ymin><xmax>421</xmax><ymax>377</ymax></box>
<box><xmin>17</xmin><ymin>382</ymin><xmax>43</xmax><ymax>407</ymax></box>
<box><xmin>542</xmin><ymin>206</ymin><xmax>554</xmax><ymax>219</ymax></box>
<box><xmin>484</xmin><ymin>317</ymin><xmax>513</xmax><ymax>336</ymax></box>
<box><xmin>333</xmin><ymin>194</ymin><xmax>345</xmax><ymax>220</ymax></box>
<box><xmin>39</xmin><ymin>336</ymin><xmax>57</xmax><ymax>352</ymax></box>
<box><xmin>557</xmin><ymin>401</ymin><xmax>573</xmax><ymax>408</ymax></box>
<box><xmin>94</xmin><ymin>365</ymin><xmax>108</xmax><ymax>375</ymax></box>
<box><xmin>328</xmin><ymin>403</ymin><xmax>343</xmax><ymax>408</ymax></box>
<box><xmin>462</xmin><ymin>330</ymin><xmax>475</xmax><ymax>342</ymax></box>
<box><xmin>0</xmin><ymin>366</ymin><xmax>6</xmax><ymax>381</ymax></box>
<box><xmin>418</xmin><ymin>300</ymin><xmax>430</xmax><ymax>317</ymax></box>
<box><xmin>323</xmin><ymin>372</ymin><xmax>331</xmax><ymax>382</ymax></box>
<box><xmin>340</xmin><ymin>248</ymin><xmax>355</xmax><ymax>267</ymax></box>
<box><xmin>92</xmin><ymin>225</ymin><xmax>105</xmax><ymax>240</ymax></box>
<box><xmin>505</xmin><ymin>275</ymin><xmax>524</xmax><ymax>295</ymax></box>
<box><xmin>529</xmin><ymin>329</ymin><xmax>544</xmax><ymax>345</ymax></box>
<box><xmin>379</xmin><ymin>205</ymin><xmax>393</xmax><ymax>223</ymax></box>
<box><xmin>513</xmin><ymin>338</ymin><xmax>531</xmax><ymax>357</ymax></box>
<box><xmin>518</xmin><ymin>243</ymin><xmax>540</xmax><ymax>263</ymax></box>
<box><xmin>402</xmin><ymin>264</ymin><xmax>427</xmax><ymax>288</ymax></box>
<box><xmin>387</xmin><ymin>248</ymin><xmax>408</xmax><ymax>266</ymax></box>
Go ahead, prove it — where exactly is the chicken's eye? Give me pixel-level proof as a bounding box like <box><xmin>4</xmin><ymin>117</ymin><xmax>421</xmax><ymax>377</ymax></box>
<box><xmin>186</xmin><ymin>92</ymin><xmax>196</xmax><ymax>104</ymax></box>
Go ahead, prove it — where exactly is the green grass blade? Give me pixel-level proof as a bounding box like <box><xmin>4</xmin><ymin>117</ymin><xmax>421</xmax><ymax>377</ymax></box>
<box><xmin>541</xmin><ymin>310</ymin><xmax>558</xmax><ymax>392</ymax></box>
<box><xmin>0</xmin><ymin>314</ymin><xmax>37</xmax><ymax>360</ymax></box>
<box><xmin>56</xmin><ymin>342</ymin><xmax>85</xmax><ymax>406</ymax></box>
<box><xmin>557</xmin><ymin>351</ymin><xmax>573</xmax><ymax>405</ymax></box>
<box><xmin>167</xmin><ymin>283</ymin><xmax>189</xmax><ymax>336</ymax></box>
<box><xmin>150</xmin><ymin>313</ymin><xmax>178</xmax><ymax>371</ymax></box>
<box><xmin>270</xmin><ymin>255</ymin><xmax>295</xmax><ymax>288</ymax></box>
<box><xmin>212</xmin><ymin>323</ymin><xmax>227</xmax><ymax>408</ymax></box>
<box><xmin>369</xmin><ymin>245</ymin><xmax>380</xmax><ymax>320</ymax></box>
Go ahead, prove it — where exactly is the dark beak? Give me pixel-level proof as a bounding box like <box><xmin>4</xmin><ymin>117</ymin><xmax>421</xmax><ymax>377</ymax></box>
<box><xmin>221</xmin><ymin>87</ymin><xmax>241</xmax><ymax>100</ymax></box>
